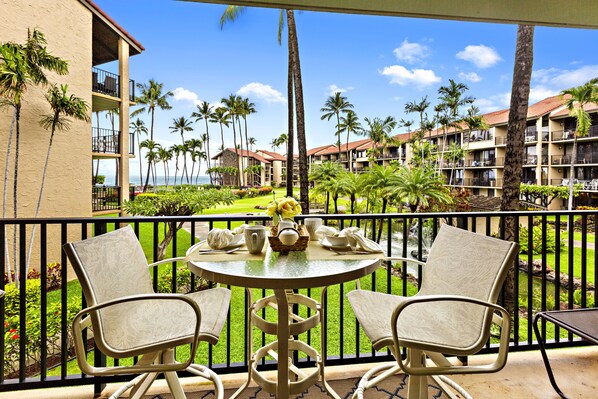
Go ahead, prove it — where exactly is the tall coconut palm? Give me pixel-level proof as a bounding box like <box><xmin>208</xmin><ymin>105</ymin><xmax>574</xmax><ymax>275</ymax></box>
<box><xmin>210</xmin><ymin>106</ymin><xmax>230</xmax><ymax>155</ymax></box>
<box><xmin>156</xmin><ymin>146</ymin><xmax>171</xmax><ymax>188</ymax></box>
<box><xmin>248</xmin><ymin>137</ymin><xmax>257</xmax><ymax>151</ymax></box>
<box><xmin>26</xmin><ymin>84</ymin><xmax>89</xmax><ymax>272</ymax></box>
<box><xmin>221</xmin><ymin>94</ymin><xmax>242</xmax><ymax>186</ymax></box>
<box><xmin>447</xmin><ymin>141</ymin><xmax>467</xmax><ymax>186</ymax></box>
<box><xmin>169</xmin><ymin>144</ymin><xmax>181</xmax><ymax>186</ymax></box>
<box><xmin>308</xmin><ymin>161</ymin><xmax>344</xmax><ymax>213</ymax></box>
<box><xmin>438</xmin><ymin>79</ymin><xmax>474</xmax><ymax>119</ymax></box>
<box><xmin>0</xmin><ymin>29</ymin><xmax>68</xmax><ymax>281</ymax></box>
<box><xmin>191</xmin><ymin>101</ymin><xmax>214</xmax><ymax>183</ymax></box>
<box><xmin>170</xmin><ymin>116</ymin><xmax>194</xmax><ymax>184</ymax></box>
<box><xmin>131</xmin><ymin>79</ymin><xmax>172</xmax><ymax>141</ymax></box>
<box><xmin>320</xmin><ymin>92</ymin><xmax>354</xmax><ymax>158</ymax></box>
<box><xmin>561</xmin><ymin>78</ymin><xmax>598</xmax><ymax>210</ymax></box>
<box><xmin>186</xmin><ymin>138</ymin><xmax>203</xmax><ymax>183</ymax></box>
<box><xmin>337</xmin><ymin>110</ymin><xmax>362</xmax><ymax>172</ymax></box>
<box><xmin>499</xmin><ymin>25</ymin><xmax>535</xmax><ymax>312</ymax></box>
<box><xmin>140</xmin><ymin>139</ymin><xmax>159</xmax><ymax>191</ymax></box>
<box><xmin>130</xmin><ymin>118</ymin><xmax>148</xmax><ymax>186</ymax></box>
<box><xmin>339</xmin><ymin>170</ymin><xmax>364</xmax><ymax>224</ymax></box>
<box><xmin>220</xmin><ymin>6</ymin><xmax>309</xmax><ymax>209</ymax></box>
<box><xmin>404</xmin><ymin>96</ymin><xmax>430</xmax><ymax>137</ymax></box>
<box><xmin>240</xmin><ymin>97</ymin><xmax>256</xmax><ymax>156</ymax></box>
<box><xmin>362</xmin><ymin>163</ymin><xmax>399</xmax><ymax>241</ymax></box>
<box><xmin>362</xmin><ymin>116</ymin><xmax>397</xmax><ymax>161</ymax></box>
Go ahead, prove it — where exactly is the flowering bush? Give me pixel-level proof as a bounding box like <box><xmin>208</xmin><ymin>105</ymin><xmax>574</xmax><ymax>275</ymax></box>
<box><xmin>266</xmin><ymin>196</ymin><xmax>302</xmax><ymax>223</ymax></box>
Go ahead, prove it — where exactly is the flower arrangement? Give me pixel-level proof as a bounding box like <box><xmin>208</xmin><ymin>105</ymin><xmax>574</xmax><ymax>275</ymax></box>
<box><xmin>266</xmin><ymin>196</ymin><xmax>302</xmax><ymax>225</ymax></box>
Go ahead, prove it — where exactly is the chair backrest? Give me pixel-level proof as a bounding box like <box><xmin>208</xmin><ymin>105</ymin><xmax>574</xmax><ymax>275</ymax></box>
<box><xmin>420</xmin><ymin>224</ymin><xmax>517</xmax><ymax>302</ymax></box>
<box><xmin>399</xmin><ymin>224</ymin><xmax>518</xmax><ymax>354</ymax></box>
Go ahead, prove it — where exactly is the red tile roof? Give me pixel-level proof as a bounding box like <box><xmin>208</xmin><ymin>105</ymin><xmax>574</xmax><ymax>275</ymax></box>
<box><xmin>256</xmin><ymin>149</ymin><xmax>286</xmax><ymax>161</ymax></box>
<box><xmin>527</xmin><ymin>94</ymin><xmax>569</xmax><ymax>118</ymax></box>
<box><xmin>211</xmin><ymin>148</ymin><xmax>271</xmax><ymax>164</ymax></box>
<box><xmin>307</xmin><ymin>144</ymin><xmax>335</xmax><ymax>156</ymax></box>
<box><xmin>550</xmin><ymin>101</ymin><xmax>598</xmax><ymax>118</ymax></box>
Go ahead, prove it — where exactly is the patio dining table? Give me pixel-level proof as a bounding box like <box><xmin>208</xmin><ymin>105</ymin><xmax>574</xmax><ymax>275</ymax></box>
<box><xmin>186</xmin><ymin>240</ymin><xmax>382</xmax><ymax>399</ymax></box>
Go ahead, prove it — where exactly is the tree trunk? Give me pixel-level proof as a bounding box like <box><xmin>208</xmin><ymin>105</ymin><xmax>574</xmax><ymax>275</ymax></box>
<box><xmin>231</xmin><ymin>117</ymin><xmax>240</xmax><ymax>186</ymax></box>
<box><xmin>500</xmin><ymin>24</ymin><xmax>535</xmax><ymax>313</ymax></box>
<box><xmin>237</xmin><ymin>117</ymin><xmax>245</xmax><ymax>187</ymax></box>
<box><xmin>205</xmin><ymin>119</ymin><xmax>212</xmax><ymax>184</ymax></box>
<box><xmin>568</xmin><ymin>136</ymin><xmax>577</xmax><ymax>210</ymax></box>
<box><xmin>157</xmin><ymin>221</ymin><xmax>184</xmax><ymax>261</ymax></box>
<box><xmin>12</xmin><ymin>105</ymin><xmax>21</xmax><ymax>282</ymax></box>
<box><xmin>286</xmin><ymin>42</ymin><xmax>295</xmax><ymax>198</ymax></box>
<box><xmin>137</xmin><ymin>132</ymin><xmax>143</xmax><ymax>186</ymax></box>
<box><xmin>287</xmin><ymin>10</ymin><xmax>309</xmax><ymax>213</ymax></box>
<box><xmin>3</xmin><ymin>110</ymin><xmax>16</xmax><ymax>281</ymax></box>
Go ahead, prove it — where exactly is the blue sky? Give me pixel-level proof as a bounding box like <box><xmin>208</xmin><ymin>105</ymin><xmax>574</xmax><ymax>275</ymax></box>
<box><xmin>93</xmin><ymin>0</ymin><xmax>598</xmax><ymax>180</ymax></box>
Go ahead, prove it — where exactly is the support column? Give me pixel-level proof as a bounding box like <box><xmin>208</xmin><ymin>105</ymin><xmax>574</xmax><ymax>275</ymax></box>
<box><xmin>118</xmin><ymin>38</ymin><xmax>130</xmax><ymax>215</ymax></box>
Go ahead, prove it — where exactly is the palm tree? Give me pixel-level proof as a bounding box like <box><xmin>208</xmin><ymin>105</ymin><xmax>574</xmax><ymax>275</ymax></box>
<box><xmin>157</xmin><ymin>146</ymin><xmax>172</xmax><ymax>188</ymax></box>
<box><xmin>193</xmin><ymin>150</ymin><xmax>207</xmax><ymax>184</ymax></box>
<box><xmin>362</xmin><ymin>116</ymin><xmax>397</xmax><ymax>161</ymax></box>
<box><xmin>390</xmin><ymin>166</ymin><xmax>452</xmax><ymax>213</ymax></box>
<box><xmin>362</xmin><ymin>163</ymin><xmax>398</xmax><ymax>241</ymax></box>
<box><xmin>320</xmin><ymin>92</ymin><xmax>354</xmax><ymax>158</ymax></box>
<box><xmin>446</xmin><ymin>141</ymin><xmax>466</xmax><ymax>186</ymax></box>
<box><xmin>130</xmin><ymin>118</ymin><xmax>148</xmax><ymax>186</ymax></box>
<box><xmin>339</xmin><ymin>170</ymin><xmax>364</xmax><ymax>219</ymax></box>
<box><xmin>191</xmin><ymin>101</ymin><xmax>214</xmax><ymax>183</ymax></box>
<box><xmin>438</xmin><ymin>79</ymin><xmax>474</xmax><ymax>119</ymax></box>
<box><xmin>248</xmin><ymin>137</ymin><xmax>257</xmax><ymax>152</ymax></box>
<box><xmin>0</xmin><ymin>28</ymin><xmax>68</xmax><ymax>281</ymax></box>
<box><xmin>169</xmin><ymin>144</ymin><xmax>181</xmax><ymax>186</ymax></box>
<box><xmin>220</xmin><ymin>6</ymin><xmax>309</xmax><ymax>210</ymax></box>
<box><xmin>26</xmin><ymin>84</ymin><xmax>89</xmax><ymax>273</ymax></box>
<box><xmin>561</xmin><ymin>78</ymin><xmax>598</xmax><ymax>210</ymax></box>
<box><xmin>170</xmin><ymin>116</ymin><xmax>194</xmax><ymax>184</ymax></box>
<box><xmin>308</xmin><ymin>161</ymin><xmax>344</xmax><ymax>213</ymax></box>
<box><xmin>337</xmin><ymin>110</ymin><xmax>362</xmax><ymax>172</ymax></box>
<box><xmin>140</xmin><ymin>139</ymin><xmax>159</xmax><ymax>191</ymax></box>
<box><xmin>222</xmin><ymin>94</ymin><xmax>242</xmax><ymax>186</ymax></box>
<box><xmin>240</xmin><ymin>97</ymin><xmax>256</xmax><ymax>156</ymax></box>
<box><xmin>131</xmin><ymin>79</ymin><xmax>172</xmax><ymax>140</ymax></box>
<box><xmin>499</xmin><ymin>25</ymin><xmax>535</xmax><ymax>312</ymax></box>
<box><xmin>210</xmin><ymin>106</ymin><xmax>230</xmax><ymax>156</ymax></box>
<box><xmin>186</xmin><ymin>138</ymin><xmax>203</xmax><ymax>183</ymax></box>
<box><xmin>404</xmin><ymin>96</ymin><xmax>430</xmax><ymax>137</ymax></box>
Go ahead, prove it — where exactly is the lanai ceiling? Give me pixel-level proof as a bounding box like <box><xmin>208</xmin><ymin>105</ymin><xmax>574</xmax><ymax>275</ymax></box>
<box><xmin>184</xmin><ymin>0</ymin><xmax>598</xmax><ymax>29</ymax></box>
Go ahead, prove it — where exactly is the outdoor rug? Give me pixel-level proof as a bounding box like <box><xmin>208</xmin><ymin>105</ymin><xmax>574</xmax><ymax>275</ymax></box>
<box><xmin>143</xmin><ymin>375</ymin><xmax>449</xmax><ymax>398</ymax></box>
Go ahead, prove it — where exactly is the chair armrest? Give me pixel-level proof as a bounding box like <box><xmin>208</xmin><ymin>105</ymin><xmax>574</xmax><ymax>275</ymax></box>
<box><xmin>148</xmin><ymin>257</ymin><xmax>186</xmax><ymax>268</ymax></box>
<box><xmin>384</xmin><ymin>256</ymin><xmax>427</xmax><ymax>267</ymax></box>
<box><xmin>391</xmin><ymin>294</ymin><xmax>510</xmax><ymax>376</ymax></box>
<box><xmin>72</xmin><ymin>293</ymin><xmax>201</xmax><ymax>376</ymax></box>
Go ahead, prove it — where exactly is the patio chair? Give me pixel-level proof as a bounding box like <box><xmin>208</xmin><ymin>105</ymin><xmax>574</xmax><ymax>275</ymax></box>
<box><xmin>348</xmin><ymin>224</ymin><xmax>519</xmax><ymax>399</ymax></box>
<box><xmin>63</xmin><ymin>225</ymin><xmax>231</xmax><ymax>399</ymax></box>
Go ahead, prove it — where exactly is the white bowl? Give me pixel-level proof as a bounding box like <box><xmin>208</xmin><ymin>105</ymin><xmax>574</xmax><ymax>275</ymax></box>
<box><xmin>325</xmin><ymin>235</ymin><xmax>349</xmax><ymax>247</ymax></box>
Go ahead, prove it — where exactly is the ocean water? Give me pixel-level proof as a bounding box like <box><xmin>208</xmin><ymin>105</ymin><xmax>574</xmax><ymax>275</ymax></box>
<box><xmin>104</xmin><ymin>175</ymin><xmax>211</xmax><ymax>186</ymax></box>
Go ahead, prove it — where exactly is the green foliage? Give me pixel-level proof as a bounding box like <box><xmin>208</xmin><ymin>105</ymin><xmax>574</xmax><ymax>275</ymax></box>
<box><xmin>156</xmin><ymin>266</ymin><xmax>209</xmax><ymax>294</ymax></box>
<box><xmin>124</xmin><ymin>187</ymin><xmax>236</xmax><ymax>217</ymax></box>
<box><xmin>519</xmin><ymin>225</ymin><xmax>563</xmax><ymax>255</ymax></box>
<box><xmin>3</xmin><ymin>279</ymin><xmax>79</xmax><ymax>377</ymax></box>
<box><xmin>520</xmin><ymin>183</ymin><xmax>581</xmax><ymax>208</ymax></box>
<box><xmin>92</xmin><ymin>175</ymin><xmax>105</xmax><ymax>185</ymax></box>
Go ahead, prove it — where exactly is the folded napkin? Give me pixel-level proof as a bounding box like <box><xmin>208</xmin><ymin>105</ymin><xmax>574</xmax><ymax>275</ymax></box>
<box><xmin>207</xmin><ymin>224</ymin><xmax>249</xmax><ymax>249</ymax></box>
<box><xmin>316</xmin><ymin>226</ymin><xmax>383</xmax><ymax>253</ymax></box>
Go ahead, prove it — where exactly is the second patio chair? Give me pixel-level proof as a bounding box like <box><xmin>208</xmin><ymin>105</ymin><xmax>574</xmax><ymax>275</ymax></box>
<box><xmin>64</xmin><ymin>225</ymin><xmax>231</xmax><ymax>399</ymax></box>
<box><xmin>348</xmin><ymin>224</ymin><xmax>519</xmax><ymax>399</ymax></box>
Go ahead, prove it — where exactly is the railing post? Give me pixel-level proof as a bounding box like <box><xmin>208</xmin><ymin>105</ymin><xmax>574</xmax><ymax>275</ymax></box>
<box><xmin>92</xmin><ymin>222</ymin><xmax>107</xmax><ymax>396</ymax></box>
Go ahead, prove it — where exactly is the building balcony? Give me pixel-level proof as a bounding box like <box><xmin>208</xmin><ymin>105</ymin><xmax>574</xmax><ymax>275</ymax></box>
<box><xmin>462</xmin><ymin>177</ymin><xmax>502</xmax><ymax>187</ymax></box>
<box><xmin>523</xmin><ymin>155</ymin><xmax>548</xmax><ymax>166</ymax></box>
<box><xmin>1</xmin><ymin>211</ymin><xmax>595</xmax><ymax>398</ymax></box>
<box><xmin>494</xmin><ymin>136</ymin><xmax>507</xmax><ymax>146</ymax></box>
<box><xmin>463</xmin><ymin>157</ymin><xmax>504</xmax><ymax>167</ymax></box>
<box><xmin>92</xmin><ymin>67</ymin><xmax>135</xmax><ymax>100</ymax></box>
<box><xmin>91</xmin><ymin>127</ymin><xmax>135</xmax><ymax>155</ymax></box>
<box><xmin>92</xmin><ymin>185</ymin><xmax>121</xmax><ymax>212</ymax></box>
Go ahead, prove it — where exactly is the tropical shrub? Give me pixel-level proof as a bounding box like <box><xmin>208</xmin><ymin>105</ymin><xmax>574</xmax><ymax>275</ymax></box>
<box><xmin>519</xmin><ymin>225</ymin><xmax>563</xmax><ymax>255</ymax></box>
<box><xmin>156</xmin><ymin>266</ymin><xmax>209</xmax><ymax>294</ymax></box>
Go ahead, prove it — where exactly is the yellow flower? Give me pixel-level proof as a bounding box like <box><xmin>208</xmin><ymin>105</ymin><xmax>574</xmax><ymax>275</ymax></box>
<box><xmin>266</xmin><ymin>202</ymin><xmax>278</xmax><ymax>217</ymax></box>
<box><xmin>265</xmin><ymin>197</ymin><xmax>302</xmax><ymax>219</ymax></box>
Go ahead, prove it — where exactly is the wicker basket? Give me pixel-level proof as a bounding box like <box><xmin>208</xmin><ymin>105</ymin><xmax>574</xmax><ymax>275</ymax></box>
<box><xmin>268</xmin><ymin>225</ymin><xmax>310</xmax><ymax>252</ymax></box>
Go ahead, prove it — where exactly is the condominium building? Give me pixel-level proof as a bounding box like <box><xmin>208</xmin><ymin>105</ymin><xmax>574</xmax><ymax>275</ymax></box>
<box><xmin>307</xmin><ymin>95</ymin><xmax>598</xmax><ymax>210</ymax></box>
<box><xmin>211</xmin><ymin>148</ymin><xmax>293</xmax><ymax>187</ymax></box>
<box><xmin>0</xmin><ymin>0</ymin><xmax>143</xmax><ymax>217</ymax></box>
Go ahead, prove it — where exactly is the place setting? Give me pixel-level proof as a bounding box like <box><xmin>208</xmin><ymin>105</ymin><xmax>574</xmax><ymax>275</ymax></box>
<box><xmin>185</xmin><ymin>224</ymin><xmax>268</xmax><ymax>261</ymax></box>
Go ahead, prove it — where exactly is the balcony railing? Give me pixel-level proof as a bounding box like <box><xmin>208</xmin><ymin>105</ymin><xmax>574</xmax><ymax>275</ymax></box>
<box><xmin>462</xmin><ymin>178</ymin><xmax>502</xmax><ymax>187</ymax></box>
<box><xmin>92</xmin><ymin>67</ymin><xmax>135</xmax><ymax>101</ymax></box>
<box><xmin>463</xmin><ymin>157</ymin><xmax>504</xmax><ymax>167</ymax></box>
<box><xmin>494</xmin><ymin>136</ymin><xmax>507</xmax><ymax>146</ymax></box>
<box><xmin>92</xmin><ymin>186</ymin><xmax>121</xmax><ymax>212</ymax></box>
<box><xmin>92</xmin><ymin>128</ymin><xmax>135</xmax><ymax>155</ymax></box>
<box><xmin>1</xmin><ymin>211</ymin><xmax>596</xmax><ymax>394</ymax></box>
<box><xmin>523</xmin><ymin>155</ymin><xmax>548</xmax><ymax>166</ymax></box>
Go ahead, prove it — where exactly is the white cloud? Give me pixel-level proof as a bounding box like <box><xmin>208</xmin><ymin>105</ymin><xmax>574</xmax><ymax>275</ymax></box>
<box><xmin>533</xmin><ymin>65</ymin><xmax>598</xmax><ymax>89</ymax></box>
<box><xmin>393</xmin><ymin>39</ymin><xmax>429</xmax><ymax>64</ymax></box>
<box><xmin>172</xmin><ymin>87</ymin><xmax>202</xmax><ymax>106</ymax></box>
<box><xmin>327</xmin><ymin>84</ymin><xmax>353</xmax><ymax>96</ymax></box>
<box><xmin>474</xmin><ymin>92</ymin><xmax>510</xmax><ymax>113</ymax></box>
<box><xmin>458</xmin><ymin>72</ymin><xmax>482</xmax><ymax>83</ymax></box>
<box><xmin>529</xmin><ymin>86</ymin><xmax>559</xmax><ymax>103</ymax></box>
<box><xmin>456</xmin><ymin>45</ymin><xmax>501</xmax><ymax>68</ymax></box>
<box><xmin>237</xmin><ymin>82</ymin><xmax>286</xmax><ymax>103</ymax></box>
<box><xmin>380</xmin><ymin>65</ymin><xmax>441</xmax><ymax>88</ymax></box>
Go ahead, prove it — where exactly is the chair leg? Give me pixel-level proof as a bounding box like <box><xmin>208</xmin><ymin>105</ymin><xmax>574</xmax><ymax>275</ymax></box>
<box><xmin>130</xmin><ymin>372</ymin><xmax>159</xmax><ymax>399</ymax></box>
<box><xmin>407</xmin><ymin>349</ymin><xmax>427</xmax><ymax>399</ymax></box>
<box><xmin>352</xmin><ymin>362</ymin><xmax>402</xmax><ymax>399</ymax></box>
<box><xmin>164</xmin><ymin>371</ymin><xmax>186</xmax><ymax>399</ymax></box>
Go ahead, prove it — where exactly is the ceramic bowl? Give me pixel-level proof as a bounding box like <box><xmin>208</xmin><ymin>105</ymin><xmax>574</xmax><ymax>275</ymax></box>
<box><xmin>325</xmin><ymin>235</ymin><xmax>349</xmax><ymax>247</ymax></box>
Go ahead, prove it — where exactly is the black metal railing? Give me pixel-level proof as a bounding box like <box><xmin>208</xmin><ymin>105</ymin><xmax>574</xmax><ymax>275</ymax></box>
<box><xmin>92</xmin><ymin>127</ymin><xmax>120</xmax><ymax>154</ymax></box>
<box><xmin>129</xmin><ymin>133</ymin><xmax>135</xmax><ymax>156</ymax></box>
<box><xmin>92</xmin><ymin>67</ymin><xmax>135</xmax><ymax>101</ymax></box>
<box><xmin>92</xmin><ymin>186</ymin><xmax>121</xmax><ymax>212</ymax></box>
<box><xmin>462</xmin><ymin>178</ymin><xmax>503</xmax><ymax>187</ymax></box>
<box><xmin>0</xmin><ymin>211</ymin><xmax>596</xmax><ymax>393</ymax></box>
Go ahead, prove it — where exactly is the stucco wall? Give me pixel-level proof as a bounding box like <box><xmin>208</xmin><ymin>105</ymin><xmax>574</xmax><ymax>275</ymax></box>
<box><xmin>0</xmin><ymin>0</ymin><xmax>93</xmax><ymax>272</ymax></box>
